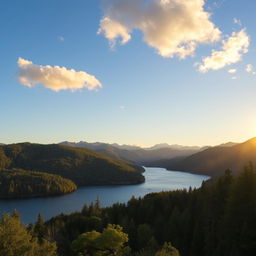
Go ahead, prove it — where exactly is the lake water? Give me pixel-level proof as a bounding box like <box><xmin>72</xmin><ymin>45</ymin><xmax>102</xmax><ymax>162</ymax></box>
<box><xmin>0</xmin><ymin>167</ymin><xmax>209</xmax><ymax>224</ymax></box>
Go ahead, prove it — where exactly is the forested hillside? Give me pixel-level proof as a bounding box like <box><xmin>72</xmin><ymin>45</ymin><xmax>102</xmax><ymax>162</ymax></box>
<box><xmin>37</xmin><ymin>164</ymin><xmax>256</xmax><ymax>256</ymax></box>
<box><xmin>0</xmin><ymin>169</ymin><xmax>77</xmax><ymax>198</ymax></box>
<box><xmin>160</xmin><ymin>137</ymin><xmax>256</xmax><ymax>177</ymax></box>
<box><xmin>0</xmin><ymin>143</ymin><xmax>145</xmax><ymax>186</ymax></box>
<box><xmin>0</xmin><ymin>213</ymin><xmax>180</xmax><ymax>256</ymax></box>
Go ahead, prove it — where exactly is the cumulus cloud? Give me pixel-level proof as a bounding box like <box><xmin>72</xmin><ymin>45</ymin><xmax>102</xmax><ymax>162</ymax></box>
<box><xmin>228</xmin><ymin>69</ymin><xmax>237</xmax><ymax>74</ymax></box>
<box><xmin>17</xmin><ymin>58</ymin><xmax>102</xmax><ymax>92</ymax></box>
<box><xmin>198</xmin><ymin>29</ymin><xmax>249</xmax><ymax>72</ymax></box>
<box><xmin>98</xmin><ymin>0</ymin><xmax>221</xmax><ymax>58</ymax></box>
<box><xmin>98</xmin><ymin>17</ymin><xmax>131</xmax><ymax>48</ymax></box>
<box><xmin>245</xmin><ymin>64</ymin><xmax>256</xmax><ymax>75</ymax></box>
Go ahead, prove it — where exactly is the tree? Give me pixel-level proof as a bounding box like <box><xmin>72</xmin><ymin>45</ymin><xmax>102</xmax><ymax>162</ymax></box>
<box><xmin>34</xmin><ymin>213</ymin><xmax>47</xmax><ymax>243</ymax></box>
<box><xmin>137</xmin><ymin>224</ymin><xmax>153</xmax><ymax>249</ymax></box>
<box><xmin>155</xmin><ymin>242</ymin><xmax>180</xmax><ymax>256</ymax></box>
<box><xmin>0</xmin><ymin>214</ymin><xmax>56</xmax><ymax>256</ymax></box>
<box><xmin>72</xmin><ymin>224</ymin><xmax>128</xmax><ymax>256</ymax></box>
<box><xmin>0</xmin><ymin>149</ymin><xmax>10</xmax><ymax>169</ymax></box>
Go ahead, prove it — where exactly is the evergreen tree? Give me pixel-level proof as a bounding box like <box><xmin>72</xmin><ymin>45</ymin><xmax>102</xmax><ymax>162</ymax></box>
<box><xmin>34</xmin><ymin>213</ymin><xmax>47</xmax><ymax>243</ymax></box>
<box><xmin>0</xmin><ymin>214</ymin><xmax>56</xmax><ymax>256</ymax></box>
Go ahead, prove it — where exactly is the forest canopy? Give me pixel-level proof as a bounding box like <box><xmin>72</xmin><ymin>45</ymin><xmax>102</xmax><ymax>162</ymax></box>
<box><xmin>0</xmin><ymin>143</ymin><xmax>145</xmax><ymax>186</ymax></box>
<box><xmin>0</xmin><ymin>169</ymin><xmax>77</xmax><ymax>198</ymax></box>
<box><xmin>41</xmin><ymin>164</ymin><xmax>256</xmax><ymax>256</ymax></box>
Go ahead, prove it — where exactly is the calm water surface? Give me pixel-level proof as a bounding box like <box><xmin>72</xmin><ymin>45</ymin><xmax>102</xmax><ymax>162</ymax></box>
<box><xmin>0</xmin><ymin>167</ymin><xmax>209</xmax><ymax>223</ymax></box>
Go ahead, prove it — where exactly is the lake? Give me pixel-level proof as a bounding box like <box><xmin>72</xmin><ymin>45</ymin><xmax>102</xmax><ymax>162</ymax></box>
<box><xmin>0</xmin><ymin>167</ymin><xmax>209</xmax><ymax>223</ymax></box>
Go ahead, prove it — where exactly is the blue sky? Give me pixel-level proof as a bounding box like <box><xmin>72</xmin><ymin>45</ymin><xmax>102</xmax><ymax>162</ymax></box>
<box><xmin>1</xmin><ymin>0</ymin><xmax>256</xmax><ymax>146</ymax></box>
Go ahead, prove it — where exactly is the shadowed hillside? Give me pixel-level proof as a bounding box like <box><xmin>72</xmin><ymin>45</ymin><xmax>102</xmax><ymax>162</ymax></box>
<box><xmin>165</xmin><ymin>138</ymin><xmax>256</xmax><ymax>176</ymax></box>
<box><xmin>0</xmin><ymin>143</ymin><xmax>145</xmax><ymax>186</ymax></box>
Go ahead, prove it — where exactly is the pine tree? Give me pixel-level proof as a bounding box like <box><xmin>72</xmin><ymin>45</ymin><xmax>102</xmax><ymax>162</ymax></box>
<box><xmin>34</xmin><ymin>213</ymin><xmax>47</xmax><ymax>243</ymax></box>
<box><xmin>0</xmin><ymin>214</ymin><xmax>56</xmax><ymax>256</ymax></box>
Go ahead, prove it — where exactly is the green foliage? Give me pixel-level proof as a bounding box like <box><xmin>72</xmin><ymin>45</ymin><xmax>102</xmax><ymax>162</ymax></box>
<box><xmin>71</xmin><ymin>224</ymin><xmax>128</xmax><ymax>256</ymax></box>
<box><xmin>0</xmin><ymin>213</ymin><xmax>56</xmax><ymax>256</ymax></box>
<box><xmin>136</xmin><ymin>224</ymin><xmax>152</xmax><ymax>249</ymax></box>
<box><xmin>0</xmin><ymin>168</ymin><xmax>77</xmax><ymax>198</ymax></box>
<box><xmin>155</xmin><ymin>242</ymin><xmax>180</xmax><ymax>256</ymax></box>
<box><xmin>44</xmin><ymin>165</ymin><xmax>256</xmax><ymax>256</ymax></box>
<box><xmin>0</xmin><ymin>143</ymin><xmax>145</xmax><ymax>186</ymax></box>
<box><xmin>34</xmin><ymin>214</ymin><xmax>47</xmax><ymax>243</ymax></box>
<box><xmin>0</xmin><ymin>148</ymin><xmax>10</xmax><ymax>169</ymax></box>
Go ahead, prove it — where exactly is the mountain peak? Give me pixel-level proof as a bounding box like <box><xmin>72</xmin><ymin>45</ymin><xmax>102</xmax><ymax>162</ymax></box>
<box><xmin>240</xmin><ymin>137</ymin><xmax>256</xmax><ymax>147</ymax></box>
<box><xmin>246</xmin><ymin>137</ymin><xmax>256</xmax><ymax>143</ymax></box>
<box><xmin>147</xmin><ymin>143</ymin><xmax>172</xmax><ymax>150</ymax></box>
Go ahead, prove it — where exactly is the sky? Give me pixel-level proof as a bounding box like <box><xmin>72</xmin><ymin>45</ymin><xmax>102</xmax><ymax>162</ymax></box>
<box><xmin>1</xmin><ymin>0</ymin><xmax>256</xmax><ymax>147</ymax></box>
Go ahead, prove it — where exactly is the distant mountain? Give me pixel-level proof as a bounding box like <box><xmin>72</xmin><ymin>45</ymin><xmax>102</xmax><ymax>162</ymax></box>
<box><xmin>217</xmin><ymin>142</ymin><xmax>238</xmax><ymax>147</ymax></box>
<box><xmin>165</xmin><ymin>137</ymin><xmax>256</xmax><ymax>177</ymax></box>
<box><xmin>110</xmin><ymin>143</ymin><xmax>141</xmax><ymax>150</ymax></box>
<box><xmin>146</xmin><ymin>143</ymin><xmax>201</xmax><ymax>151</ymax></box>
<box><xmin>60</xmin><ymin>141</ymin><xmax>202</xmax><ymax>164</ymax></box>
<box><xmin>0</xmin><ymin>143</ymin><xmax>145</xmax><ymax>186</ymax></box>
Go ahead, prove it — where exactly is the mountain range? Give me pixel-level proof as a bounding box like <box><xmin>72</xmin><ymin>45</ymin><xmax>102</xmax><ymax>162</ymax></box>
<box><xmin>59</xmin><ymin>141</ymin><xmax>203</xmax><ymax>164</ymax></box>
<box><xmin>153</xmin><ymin>138</ymin><xmax>256</xmax><ymax>177</ymax></box>
<box><xmin>60</xmin><ymin>139</ymin><xmax>256</xmax><ymax>177</ymax></box>
<box><xmin>2</xmin><ymin>138</ymin><xmax>253</xmax><ymax>183</ymax></box>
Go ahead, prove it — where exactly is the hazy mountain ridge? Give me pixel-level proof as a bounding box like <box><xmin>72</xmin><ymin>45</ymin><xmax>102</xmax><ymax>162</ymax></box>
<box><xmin>216</xmin><ymin>142</ymin><xmax>238</xmax><ymax>147</ymax></box>
<box><xmin>59</xmin><ymin>141</ymin><xmax>203</xmax><ymax>164</ymax></box>
<box><xmin>163</xmin><ymin>138</ymin><xmax>256</xmax><ymax>176</ymax></box>
<box><xmin>146</xmin><ymin>143</ymin><xmax>202</xmax><ymax>151</ymax></box>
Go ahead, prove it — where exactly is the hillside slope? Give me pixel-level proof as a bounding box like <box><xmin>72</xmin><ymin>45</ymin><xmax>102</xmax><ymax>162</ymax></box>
<box><xmin>0</xmin><ymin>169</ymin><xmax>77</xmax><ymax>198</ymax></box>
<box><xmin>60</xmin><ymin>141</ymin><xmax>201</xmax><ymax>164</ymax></box>
<box><xmin>0</xmin><ymin>143</ymin><xmax>145</xmax><ymax>186</ymax></box>
<box><xmin>166</xmin><ymin>138</ymin><xmax>256</xmax><ymax>176</ymax></box>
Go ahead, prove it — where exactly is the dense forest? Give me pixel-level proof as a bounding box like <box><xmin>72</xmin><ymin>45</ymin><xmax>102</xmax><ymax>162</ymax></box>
<box><xmin>0</xmin><ymin>143</ymin><xmax>145</xmax><ymax>187</ymax></box>
<box><xmin>0</xmin><ymin>164</ymin><xmax>250</xmax><ymax>256</ymax></box>
<box><xmin>1</xmin><ymin>144</ymin><xmax>256</xmax><ymax>255</ymax></box>
<box><xmin>0</xmin><ymin>212</ymin><xmax>57</xmax><ymax>256</ymax></box>
<box><xmin>0</xmin><ymin>169</ymin><xmax>77</xmax><ymax>198</ymax></box>
<box><xmin>1</xmin><ymin>165</ymin><xmax>256</xmax><ymax>255</ymax></box>
<box><xmin>0</xmin><ymin>212</ymin><xmax>180</xmax><ymax>256</ymax></box>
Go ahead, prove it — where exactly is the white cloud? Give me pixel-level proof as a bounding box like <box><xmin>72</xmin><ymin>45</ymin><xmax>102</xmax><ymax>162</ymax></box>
<box><xmin>245</xmin><ymin>64</ymin><xmax>256</xmax><ymax>75</ymax></box>
<box><xmin>233</xmin><ymin>18</ymin><xmax>242</xmax><ymax>26</ymax></box>
<box><xmin>212</xmin><ymin>0</ymin><xmax>226</xmax><ymax>9</ymax></box>
<box><xmin>98</xmin><ymin>0</ymin><xmax>221</xmax><ymax>59</ymax></box>
<box><xmin>17</xmin><ymin>58</ymin><xmax>102</xmax><ymax>92</ymax></box>
<box><xmin>98</xmin><ymin>17</ymin><xmax>131</xmax><ymax>48</ymax></box>
<box><xmin>198</xmin><ymin>29</ymin><xmax>249</xmax><ymax>72</ymax></box>
<box><xmin>228</xmin><ymin>69</ymin><xmax>237</xmax><ymax>74</ymax></box>
<box><xmin>231</xmin><ymin>76</ymin><xmax>238</xmax><ymax>80</ymax></box>
<box><xmin>246</xmin><ymin>64</ymin><xmax>253</xmax><ymax>73</ymax></box>
<box><xmin>58</xmin><ymin>36</ymin><xmax>65</xmax><ymax>42</ymax></box>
